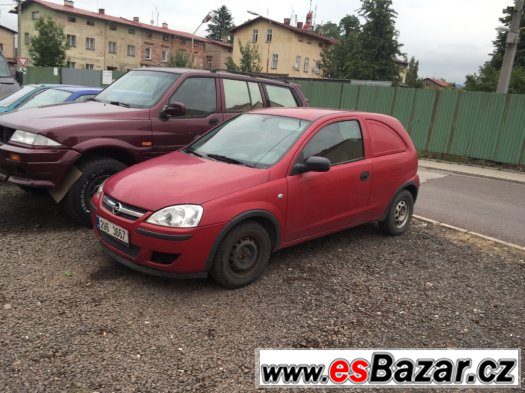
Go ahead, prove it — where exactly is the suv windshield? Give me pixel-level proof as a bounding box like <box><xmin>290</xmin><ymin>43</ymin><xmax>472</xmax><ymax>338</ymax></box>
<box><xmin>95</xmin><ymin>70</ymin><xmax>180</xmax><ymax>108</ymax></box>
<box><xmin>0</xmin><ymin>85</ymin><xmax>36</xmax><ymax>107</ymax></box>
<box><xmin>187</xmin><ymin>114</ymin><xmax>311</xmax><ymax>168</ymax></box>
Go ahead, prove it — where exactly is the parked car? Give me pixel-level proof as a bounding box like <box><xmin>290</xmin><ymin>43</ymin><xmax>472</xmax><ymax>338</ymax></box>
<box><xmin>91</xmin><ymin>108</ymin><xmax>420</xmax><ymax>288</ymax></box>
<box><xmin>0</xmin><ymin>52</ymin><xmax>19</xmax><ymax>99</ymax></box>
<box><xmin>0</xmin><ymin>84</ymin><xmax>100</xmax><ymax>114</ymax></box>
<box><xmin>0</xmin><ymin>68</ymin><xmax>308</xmax><ymax>226</ymax></box>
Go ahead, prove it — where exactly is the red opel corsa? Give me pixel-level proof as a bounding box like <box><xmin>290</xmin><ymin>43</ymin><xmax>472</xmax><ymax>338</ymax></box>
<box><xmin>91</xmin><ymin>108</ymin><xmax>419</xmax><ymax>288</ymax></box>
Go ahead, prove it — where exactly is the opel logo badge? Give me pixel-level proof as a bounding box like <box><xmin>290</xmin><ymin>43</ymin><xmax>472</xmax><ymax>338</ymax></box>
<box><xmin>112</xmin><ymin>202</ymin><xmax>122</xmax><ymax>215</ymax></box>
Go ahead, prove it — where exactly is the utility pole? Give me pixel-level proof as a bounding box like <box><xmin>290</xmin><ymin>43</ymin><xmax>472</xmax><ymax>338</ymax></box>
<box><xmin>496</xmin><ymin>0</ymin><xmax>524</xmax><ymax>93</ymax></box>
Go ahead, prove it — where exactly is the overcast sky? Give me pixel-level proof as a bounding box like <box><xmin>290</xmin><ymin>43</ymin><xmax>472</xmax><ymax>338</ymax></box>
<box><xmin>0</xmin><ymin>0</ymin><xmax>514</xmax><ymax>83</ymax></box>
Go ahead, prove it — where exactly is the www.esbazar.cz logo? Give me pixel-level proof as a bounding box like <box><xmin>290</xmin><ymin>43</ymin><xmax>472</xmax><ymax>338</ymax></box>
<box><xmin>257</xmin><ymin>349</ymin><xmax>520</xmax><ymax>388</ymax></box>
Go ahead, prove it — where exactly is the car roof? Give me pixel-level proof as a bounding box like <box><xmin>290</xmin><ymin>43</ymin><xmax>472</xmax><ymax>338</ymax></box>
<box><xmin>252</xmin><ymin>107</ymin><xmax>399</xmax><ymax>123</ymax></box>
<box><xmin>25</xmin><ymin>84</ymin><xmax>102</xmax><ymax>93</ymax></box>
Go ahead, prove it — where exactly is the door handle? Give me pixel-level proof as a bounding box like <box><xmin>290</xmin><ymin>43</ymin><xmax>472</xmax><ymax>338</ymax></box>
<box><xmin>209</xmin><ymin>118</ymin><xmax>219</xmax><ymax>126</ymax></box>
<box><xmin>360</xmin><ymin>171</ymin><xmax>370</xmax><ymax>181</ymax></box>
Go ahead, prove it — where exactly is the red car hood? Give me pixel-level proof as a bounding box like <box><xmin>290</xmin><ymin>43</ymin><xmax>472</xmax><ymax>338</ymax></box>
<box><xmin>104</xmin><ymin>151</ymin><xmax>270</xmax><ymax>211</ymax></box>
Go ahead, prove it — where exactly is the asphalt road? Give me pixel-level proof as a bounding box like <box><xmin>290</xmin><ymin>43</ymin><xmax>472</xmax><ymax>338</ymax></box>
<box><xmin>416</xmin><ymin>168</ymin><xmax>525</xmax><ymax>247</ymax></box>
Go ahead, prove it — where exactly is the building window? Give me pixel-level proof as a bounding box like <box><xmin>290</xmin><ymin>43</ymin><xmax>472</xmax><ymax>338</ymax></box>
<box><xmin>252</xmin><ymin>29</ymin><xmax>258</xmax><ymax>43</ymax></box>
<box><xmin>298</xmin><ymin>36</ymin><xmax>304</xmax><ymax>42</ymax></box>
<box><xmin>161</xmin><ymin>49</ymin><xmax>168</xmax><ymax>63</ymax></box>
<box><xmin>24</xmin><ymin>33</ymin><xmax>30</xmax><ymax>45</ymax></box>
<box><xmin>108</xmin><ymin>41</ymin><xmax>117</xmax><ymax>54</ymax></box>
<box><xmin>266</xmin><ymin>28</ymin><xmax>272</xmax><ymax>43</ymax></box>
<box><xmin>271</xmin><ymin>53</ymin><xmax>278</xmax><ymax>69</ymax></box>
<box><xmin>295</xmin><ymin>55</ymin><xmax>301</xmax><ymax>70</ymax></box>
<box><xmin>162</xmin><ymin>35</ymin><xmax>169</xmax><ymax>42</ymax></box>
<box><xmin>127</xmin><ymin>45</ymin><xmax>135</xmax><ymax>57</ymax></box>
<box><xmin>86</xmin><ymin>37</ymin><xmax>95</xmax><ymax>50</ymax></box>
<box><xmin>304</xmin><ymin>57</ymin><xmax>309</xmax><ymax>72</ymax></box>
<box><xmin>179</xmin><ymin>39</ymin><xmax>186</xmax><ymax>45</ymax></box>
<box><xmin>109</xmin><ymin>23</ymin><xmax>117</xmax><ymax>31</ymax></box>
<box><xmin>87</xmin><ymin>19</ymin><xmax>94</xmax><ymax>26</ymax></box>
<box><xmin>66</xmin><ymin>34</ymin><xmax>76</xmax><ymax>48</ymax></box>
<box><xmin>31</xmin><ymin>11</ymin><xmax>39</xmax><ymax>20</ymax></box>
<box><xmin>146</xmin><ymin>32</ymin><xmax>152</xmax><ymax>39</ymax></box>
<box><xmin>128</xmin><ymin>27</ymin><xmax>135</xmax><ymax>34</ymax></box>
<box><xmin>307</xmin><ymin>38</ymin><xmax>312</xmax><ymax>44</ymax></box>
<box><xmin>66</xmin><ymin>61</ymin><xmax>76</xmax><ymax>68</ymax></box>
<box><xmin>85</xmin><ymin>64</ymin><xmax>94</xmax><ymax>69</ymax></box>
<box><xmin>206</xmin><ymin>56</ymin><xmax>213</xmax><ymax>70</ymax></box>
<box><xmin>145</xmin><ymin>47</ymin><xmax>152</xmax><ymax>60</ymax></box>
<box><xmin>67</xmin><ymin>16</ymin><xmax>76</xmax><ymax>23</ymax></box>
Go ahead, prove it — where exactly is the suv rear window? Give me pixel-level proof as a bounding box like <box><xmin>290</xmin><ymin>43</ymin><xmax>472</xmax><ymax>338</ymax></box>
<box><xmin>265</xmin><ymin>85</ymin><xmax>298</xmax><ymax>107</ymax></box>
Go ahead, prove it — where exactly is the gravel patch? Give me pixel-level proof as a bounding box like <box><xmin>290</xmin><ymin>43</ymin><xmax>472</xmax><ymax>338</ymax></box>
<box><xmin>0</xmin><ymin>183</ymin><xmax>523</xmax><ymax>392</ymax></box>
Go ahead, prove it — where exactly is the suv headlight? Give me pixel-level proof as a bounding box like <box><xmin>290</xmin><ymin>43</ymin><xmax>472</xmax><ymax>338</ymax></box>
<box><xmin>146</xmin><ymin>205</ymin><xmax>203</xmax><ymax>228</ymax></box>
<box><xmin>10</xmin><ymin>130</ymin><xmax>62</xmax><ymax>147</ymax></box>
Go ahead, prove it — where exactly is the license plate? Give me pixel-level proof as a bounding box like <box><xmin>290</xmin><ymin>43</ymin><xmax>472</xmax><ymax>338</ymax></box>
<box><xmin>97</xmin><ymin>216</ymin><xmax>129</xmax><ymax>245</ymax></box>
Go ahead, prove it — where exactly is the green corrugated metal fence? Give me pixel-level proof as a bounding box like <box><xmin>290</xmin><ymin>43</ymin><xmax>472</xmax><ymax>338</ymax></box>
<box><xmin>289</xmin><ymin>79</ymin><xmax>525</xmax><ymax>165</ymax></box>
<box><xmin>24</xmin><ymin>66</ymin><xmax>124</xmax><ymax>87</ymax></box>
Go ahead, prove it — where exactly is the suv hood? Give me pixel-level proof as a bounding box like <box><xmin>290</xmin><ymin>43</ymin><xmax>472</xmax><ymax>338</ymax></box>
<box><xmin>0</xmin><ymin>101</ymin><xmax>149</xmax><ymax>136</ymax></box>
<box><xmin>104</xmin><ymin>151</ymin><xmax>270</xmax><ymax>211</ymax></box>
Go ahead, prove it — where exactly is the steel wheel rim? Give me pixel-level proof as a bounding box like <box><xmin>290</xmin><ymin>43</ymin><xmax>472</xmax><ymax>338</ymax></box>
<box><xmin>394</xmin><ymin>200</ymin><xmax>409</xmax><ymax>228</ymax></box>
<box><xmin>228</xmin><ymin>235</ymin><xmax>260</xmax><ymax>277</ymax></box>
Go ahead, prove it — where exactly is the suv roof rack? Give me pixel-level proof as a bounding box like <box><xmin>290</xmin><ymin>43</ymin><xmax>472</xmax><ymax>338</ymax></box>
<box><xmin>211</xmin><ymin>69</ymin><xmax>290</xmax><ymax>84</ymax></box>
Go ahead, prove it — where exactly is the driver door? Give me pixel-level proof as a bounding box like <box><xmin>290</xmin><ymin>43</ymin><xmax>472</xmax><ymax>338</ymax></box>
<box><xmin>152</xmin><ymin>76</ymin><xmax>223</xmax><ymax>155</ymax></box>
<box><xmin>285</xmin><ymin>119</ymin><xmax>372</xmax><ymax>242</ymax></box>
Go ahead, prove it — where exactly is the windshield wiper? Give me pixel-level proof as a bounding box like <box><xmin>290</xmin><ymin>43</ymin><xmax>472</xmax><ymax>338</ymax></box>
<box><xmin>183</xmin><ymin>148</ymin><xmax>203</xmax><ymax>157</ymax></box>
<box><xmin>109</xmin><ymin>101</ymin><xmax>130</xmax><ymax>108</ymax></box>
<box><xmin>206</xmin><ymin>153</ymin><xmax>252</xmax><ymax>167</ymax></box>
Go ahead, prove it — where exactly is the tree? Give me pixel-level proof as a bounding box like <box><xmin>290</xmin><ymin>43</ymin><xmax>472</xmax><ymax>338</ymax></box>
<box><xmin>355</xmin><ymin>0</ymin><xmax>402</xmax><ymax>81</ymax></box>
<box><xmin>28</xmin><ymin>17</ymin><xmax>67</xmax><ymax>67</ymax></box>
<box><xmin>315</xmin><ymin>21</ymin><xmax>340</xmax><ymax>40</ymax></box>
<box><xmin>167</xmin><ymin>49</ymin><xmax>189</xmax><ymax>68</ymax></box>
<box><xmin>226</xmin><ymin>41</ymin><xmax>262</xmax><ymax>73</ymax></box>
<box><xmin>206</xmin><ymin>5</ymin><xmax>234</xmax><ymax>42</ymax></box>
<box><xmin>405</xmin><ymin>56</ymin><xmax>422</xmax><ymax>88</ymax></box>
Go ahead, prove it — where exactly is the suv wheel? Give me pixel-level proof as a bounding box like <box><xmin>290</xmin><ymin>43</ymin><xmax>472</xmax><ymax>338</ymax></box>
<box><xmin>64</xmin><ymin>157</ymin><xmax>127</xmax><ymax>227</ymax></box>
<box><xmin>211</xmin><ymin>221</ymin><xmax>271</xmax><ymax>288</ymax></box>
<box><xmin>380</xmin><ymin>190</ymin><xmax>414</xmax><ymax>236</ymax></box>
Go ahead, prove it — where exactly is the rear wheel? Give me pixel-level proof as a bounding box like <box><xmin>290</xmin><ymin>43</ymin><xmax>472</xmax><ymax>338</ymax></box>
<box><xmin>64</xmin><ymin>157</ymin><xmax>127</xmax><ymax>227</ymax></box>
<box><xmin>379</xmin><ymin>190</ymin><xmax>414</xmax><ymax>236</ymax></box>
<box><xmin>211</xmin><ymin>221</ymin><xmax>271</xmax><ymax>288</ymax></box>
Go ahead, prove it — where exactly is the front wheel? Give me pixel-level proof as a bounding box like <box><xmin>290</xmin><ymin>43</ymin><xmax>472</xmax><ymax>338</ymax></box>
<box><xmin>211</xmin><ymin>221</ymin><xmax>271</xmax><ymax>288</ymax></box>
<box><xmin>379</xmin><ymin>190</ymin><xmax>414</xmax><ymax>236</ymax></box>
<box><xmin>64</xmin><ymin>157</ymin><xmax>127</xmax><ymax>227</ymax></box>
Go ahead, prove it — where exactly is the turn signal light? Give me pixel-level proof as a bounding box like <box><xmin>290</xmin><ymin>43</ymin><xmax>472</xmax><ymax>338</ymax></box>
<box><xmin>141</xmin><ymin>141</ymin><xmax>153</xmax><ymax>147</ymax></box>
<box><xmin>9</xmin><ymin>153</ymin><xmax>21</xmax><ymax>161</ymax></box>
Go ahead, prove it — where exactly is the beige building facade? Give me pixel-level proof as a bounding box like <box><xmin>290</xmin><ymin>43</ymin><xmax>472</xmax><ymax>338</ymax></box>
<box><xmin>16</xmin><ymin>0</ymin><xmax>229</xmax><ymax>71</ymax></box>
<box><xmin>0</xmin><ymin>25</ymin><xmax>17</xmax><ymax>63</ymax></box>
<box><xmin>230</xmin><ymin>15</ymin><xmax>336</xmax><ymax>79</ymax></box>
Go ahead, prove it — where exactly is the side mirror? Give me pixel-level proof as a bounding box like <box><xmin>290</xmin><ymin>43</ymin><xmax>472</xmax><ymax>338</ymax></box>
<box><xmin>293</xmin><ymin>156</ymin><xmax>331</xmax><ymax>174</ymax></box>
<box><xmin>161</xmin><ymin>101</ymin><xmax>186</xmax><ymax>118</ymax></box>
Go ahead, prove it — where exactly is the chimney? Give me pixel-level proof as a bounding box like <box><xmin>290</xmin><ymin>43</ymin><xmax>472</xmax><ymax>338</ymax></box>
<box><xmin>297</xmin><ymin>21</ymin><xmax>303</xmax><ymax>29</ymax></box>
<box><xmin>98</xmin><ymin>8</ymin><xmax>105</xmax><ymax>14</ymax></box>
<box><xmin>284</xmin><ymin>18</ymin><xmax>290</xmax><ymax>25</ymax></box>
<box><xmin>305</xmin><ymin>11</ymin><xmax>313</xmax><ymax>26</ymax></box>
<box><xmin>64</xmin><ymin>0</ymin><xmax>74</xmax><ymax>7</ymax></box>
<box><xmin>162</xmin><ymin>22</ymin><xmax>168</xmax><ymax>29</ymax></box>
<box><xmin>133</xmin><ymin>17</ymin><xmax>139</xmax><ymax>22</ymax></box>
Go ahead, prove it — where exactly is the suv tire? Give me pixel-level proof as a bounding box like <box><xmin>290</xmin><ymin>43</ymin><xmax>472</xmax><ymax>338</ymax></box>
<box><xmin>211</xmin><ymin>221</ymin><xmax>271</xmax><ymax>288</ymax></box>
<box><xmin>64</xmin><ymin>157</ymin><xmax>127</xmax><ymax>227</ymax></box>
<box><xmin>380</xmin><ymin>190</ymin><xmax>414</xmax><ymax>236</ymax></box>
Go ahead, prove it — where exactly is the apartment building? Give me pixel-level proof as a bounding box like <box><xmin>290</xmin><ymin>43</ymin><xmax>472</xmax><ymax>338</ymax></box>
<box><xmin>0</xmin><ymin>25</ymin><xmax>17</xmax><ymax>64</ymax></box>
<box><xmin>230</xmin><ymin>12</ymin><xmax>336</xmax><ymax>79</ymax></box>
<box><xmin>15</xmin><ymin>0</ymin><xmax>229</xmax><ymax>71</ymax></box>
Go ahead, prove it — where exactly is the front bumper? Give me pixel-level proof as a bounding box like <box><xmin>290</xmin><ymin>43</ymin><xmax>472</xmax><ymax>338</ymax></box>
<box><xmin>0</xmin><ymin>142</ymin><xmax>79</xmax><ymax>188</ymax></box>
<box><xmin>91</xmin><ymin>194</ymin><xmax>225</xmax><ymax>276</ymax></box>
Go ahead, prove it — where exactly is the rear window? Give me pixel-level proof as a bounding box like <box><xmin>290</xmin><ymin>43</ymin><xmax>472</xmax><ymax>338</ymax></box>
<box><xmin>18</xmin><ymin>89</ymin><xmax>72</xmax><ymax>110</ymax></box>
<box><xmin>0</xmin><ymin>85</ymin><xmax>36</xmax><ymax>107</ymax></box>
<box><xmin>265</xmin><ymin>85</ymin><xmax>298</xmax><ymax>107</ymax></box>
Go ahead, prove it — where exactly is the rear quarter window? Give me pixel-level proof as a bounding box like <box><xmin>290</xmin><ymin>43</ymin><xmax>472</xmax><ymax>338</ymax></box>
<box><xmin>366</xmin><ymin>119</ymin><xmax>407</xmax><ymax>157</ymax></box>
<box><xmin>264</xmin><ymin>84</ymin><xmax>298</xmax><ymax>107</ymax></box>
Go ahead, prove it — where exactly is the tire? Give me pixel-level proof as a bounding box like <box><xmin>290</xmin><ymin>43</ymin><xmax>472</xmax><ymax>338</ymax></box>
<box><xmin>211</xmin><ymin>221</ymin><xmax>271</xmax><ymax>288</ymax></box>
<box><xmin>64</xmin><ymin>157</ymin><xmax>127</xmax><ymax>227</ymax></box>
<box><xmin>379</xmin><ymin>190</ymin><xmax>414</xmax><ymax>236</ymax></box>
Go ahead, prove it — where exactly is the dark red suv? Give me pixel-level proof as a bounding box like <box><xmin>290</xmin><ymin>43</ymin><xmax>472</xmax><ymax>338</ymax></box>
<box><xmin>91</xmin><ymin>108</ymin><xmax>419</xmax><ymax>288</ymax></box>
<box><xmin>0</xmin><ymin>68</ymin><xmax>307</xmax><ymax>225</ymax></box>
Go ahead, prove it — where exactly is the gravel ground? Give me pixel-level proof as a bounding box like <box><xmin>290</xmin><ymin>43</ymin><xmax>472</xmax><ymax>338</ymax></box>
<box><xmin>0</xmin><ymin>182</ymin><xmax>523</xmax><ymax>393</ymax></box>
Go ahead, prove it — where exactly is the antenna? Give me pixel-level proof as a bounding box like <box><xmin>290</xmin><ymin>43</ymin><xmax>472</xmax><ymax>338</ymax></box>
<box><xmin>313</xmin><ymin>5</ymin><xmax>317</xmax><ymax>27</ymax></box>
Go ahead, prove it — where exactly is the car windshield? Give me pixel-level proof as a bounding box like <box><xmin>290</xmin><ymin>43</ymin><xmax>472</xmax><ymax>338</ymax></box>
<box><xmin>95</xmin><ymin>70</ymin><xmax>180</xmax><ymax>108</ymax></box>
<box><xmin>187</xmin><ymin>114</ymin><xmax>311</xmax><ymax>168</ymax></box>
<box><xmin>0</xmin><ymin>85</ymin><xmax>36</xmax><ymax>107</ymax></box>
<box><xmin>18</xmin><ymin>88</ymin><xmax>72</xmax><ymax>110</ymax></box>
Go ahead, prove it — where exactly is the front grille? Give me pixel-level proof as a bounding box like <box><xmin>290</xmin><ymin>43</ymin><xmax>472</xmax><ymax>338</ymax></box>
<box><xmin>102</xmin><ymin>195</ymin><xmax>147</xmax><ymax>222</ymax></box>
<box><xmin>0</xmin><ymin>126</ymin><xmax>15</xmax><ymax>143</ymax></box>
<box><xmin>99</xmin><ymin>231</ymin><xmax>141</xmax><ymax>258</ymax></box>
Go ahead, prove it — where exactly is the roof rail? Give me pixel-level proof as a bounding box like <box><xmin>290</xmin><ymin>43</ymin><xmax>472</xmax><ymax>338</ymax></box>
<box><xmin>211</xmin><ymin>69</ymin><xmax>290</xmax><ymax>84</ymax></box>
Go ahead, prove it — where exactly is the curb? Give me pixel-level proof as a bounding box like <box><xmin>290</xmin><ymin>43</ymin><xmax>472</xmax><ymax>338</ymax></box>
<box><xmin>418</xmin><ymin>163</ymin><xmax>525</xmax><ymax>185</ymax></box>
<box><xmin>413</xmin><ymin>215</ymin><xmax>525</xmax><ymax>253</ymax></box>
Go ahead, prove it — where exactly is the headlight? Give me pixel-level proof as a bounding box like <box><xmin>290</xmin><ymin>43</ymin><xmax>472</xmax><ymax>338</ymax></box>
<box><xmin>95</xmin><ymin>179</ymin><xmax>107</xmax><ymax>199</ymax></box>
<box><xmin>10</xmin><ymin>130</ymin><xmax>62</xmax><ymax>147</ymax></box>
<box><xmin>146</xmin><ymin>205</ymin><xmax>203</xmax><ymax>228</ymax></box>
